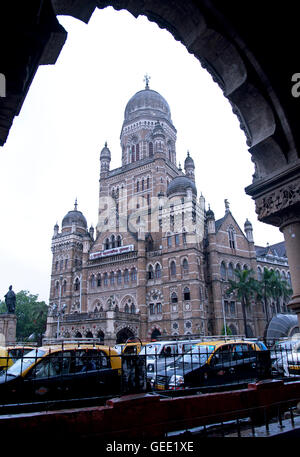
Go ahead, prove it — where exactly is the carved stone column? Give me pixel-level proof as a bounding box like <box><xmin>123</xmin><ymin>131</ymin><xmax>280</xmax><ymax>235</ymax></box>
<box><xmin>246</xmin><ymin>161</ymin><xmax>300</xmax><ymax>326</ymax></box>
<box><xmin>280</xmin><ymin>219</ymin><xmax>300</xmax><ymax>318</ymax></box>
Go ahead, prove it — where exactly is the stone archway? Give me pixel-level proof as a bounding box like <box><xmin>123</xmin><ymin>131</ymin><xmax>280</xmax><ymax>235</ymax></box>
<box><xmin>116</xmin><ymin>327</ymin><xmax>135</xmax><ymax>344</ymax></box>
<box><xmin>46</xmin><ymin>0</ymin><xmax>300</xmax><ymax>321</ymax></box>
<box><xmin>151</xmin><ymin>328</ymin><xmax>161</xmax><ymax>340</ymax></box>
<box><xmin>1</xmin><ymin>2</ymin><xmax>300</xmax><ymax>322</ymax></box>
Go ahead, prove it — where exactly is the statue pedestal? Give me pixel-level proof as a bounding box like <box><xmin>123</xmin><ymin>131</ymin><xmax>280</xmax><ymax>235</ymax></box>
<box><xmin>0</xmin><ymin>314</ymin><xmax>17</xmax><ymax>345</ymax></box>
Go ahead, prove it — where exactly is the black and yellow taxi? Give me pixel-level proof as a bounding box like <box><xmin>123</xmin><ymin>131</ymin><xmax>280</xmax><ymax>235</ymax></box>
<box><xmin>153</xmin><ymin>339</ymin><xmax>271</xmax><ymax>391</ymax></box>
<box><xmin>0</xmin><ymin>343</ymin><xmax>121</xmax><ymax>403</ymax></box>
<box><xmin>0</xmin><ymin>346</ymin><xmax>34</xmax><ymax>373</ymax></box>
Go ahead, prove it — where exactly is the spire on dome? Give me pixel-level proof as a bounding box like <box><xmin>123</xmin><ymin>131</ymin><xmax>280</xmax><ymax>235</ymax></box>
<box><xmin>74</xmin><ymin>198</ymin><xmax>78</xmax><ymax>211</ymax></box>
<box><xmin>143</xmin><ymin>73</ymin><xmax>151</xmax><ymax>89</ymax></box>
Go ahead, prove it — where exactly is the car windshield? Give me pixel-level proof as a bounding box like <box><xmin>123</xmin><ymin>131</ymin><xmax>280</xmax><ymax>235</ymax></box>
<box><xmin>168</xmin><ymin>344</ymin><xmax>215</xmax><ymax>369</ymax></box>
<box><xmin>5</xmin><ymin>349</ymin><xmax>46</xmax><ymax>377</ymax></box>
<box><xmin>139</xmin><ymin>344</ymin><xmax>162</xmax><ymax>356</ymax></box>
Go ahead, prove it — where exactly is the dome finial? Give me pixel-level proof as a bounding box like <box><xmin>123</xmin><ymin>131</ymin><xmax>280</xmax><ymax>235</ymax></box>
<box><xmin>105</xmin><ymin>141</ymin><xmax>107</xmax><ymax>147</ymax></box>
<box><xmin>143</xmin><ymin>73</ymin><xmax>151</xmax><ymax>89</ymax></box>
<box><xmin>74</xmin><ymin>198</ymin><xmax>78</xmax><ymax>211</ymax></box>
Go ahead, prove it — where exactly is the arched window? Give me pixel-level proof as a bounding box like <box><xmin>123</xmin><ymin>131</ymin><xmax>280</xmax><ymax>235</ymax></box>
<box><xmin>171</xmin><ymin>292</ymin><xmax>178</xmax><ymax>303</ymax></box>
<box><xmin>97</xmin><ymin>274</ymin><xmax>102</xmax><ymax>287</ymax></box>
<box><xmin>170</xmin><ymin>261</ymin><xmax>176</xmax><ymax>277</ymax></box>
<box><xmin>124</xmin><ymin>303</ymin><xmax>129</xmax><ymax>313</ymax></box>
<box><xmin>131</xmin><ymin>303</ymin><xmax>136</xmax><ymax>314</ymax></box>
<box><xmin>90</xmin><ymin>275</ymin><xmax>95</xmax><ymax>289</ymax></box>
<box><xmin>228</xmin><ymin>227</ymin><xmax>236</xmax><ymax>249</ymax></box>
<box><xmin>137</xmin><ymin>181</ymin><xmax>140</xmax><ymax>192</ymax></box>
<box><xmin>220</xmin><ymin>262</ymin><xmax>227</xmax><ymax>280</ymax></box>
<box><xmin>155</xmin><ymin>263</ymin><xmax>162</xmax><ymax>279</ymax></box>
<box><xmin>117</xmin><ymin>235</ymin><xmax>122</xmax><ymax>247</ymax></box>
<box><xmin>62</xmin><ymin>280</ymin><xmax>67</xmax><ymax>295</ymax></box>
<box><xmin>182</xmin><ymin>230</ymin><xmax>187</xmax><ymax>244</ymax></box>
<box><xmin>124</xmin><ymin>269</ymin><xmax>129</xmax><ymax>283</ymax></box>
<box><xmin>183</xmin><ymin>287</ymin><xmax>191</xmax><ymax>301</ymax></box>
<box><xmin>149</xmin><ymin>142</ymin><xmax>153</xmax><ymax>157</ymax></box>
<box><xmin>131</xmin><ymin>145</ymin><xmax>135</xmax><ymax>162</ymax></box>
<box><xmin>136</xmin><ymin>143</ymin><xmax>139</xmax><ymax>161</ymax></box>
<box><xmin>147</xmin><ymin>176</ymin><xmax>150</xmax><ymax>189</ymax></box>
<box><xmin>103</xmin><ymin>273</ymin><xmax>108</xmax><ymax>286</ymax></box>
<box><xmin>175</xmin><ymin>234</ymin><xmax>180</xmax><ymax>245</ymax></box>
<box><xmin>111</xmin><ymin>235</ymin><xmax>115</xmax><ymax>249</ymax></box>
<box><xmin>257</xmin><ymin>266</ymin><xmax>262</xmax><ymax>281</ymax></box>
<box><xmin>156</xmin><ymin>303</ymin><xmax>162</xmax><ymax>314</ymax></box>
<box><xmin>105</xmin><ymin>238</ymin><xmax>110</xmax><ymax>250</ymax></box>
<box><xmin>110</xmin><ymin>271</ymin><xmax>115</xmax><ymax>286</ymax></box>
<box><xmin>117</xmin><ymin>270</ymin><xmax>122</xmax><ymax>285</ymax></box>
<box><xmin>182</xmin><ymin>258</ymin><xmax>189</xmax><ymax>273</ymax></box>
<box><xmin>142</xmin><ymin>179</ymin><xmax>145</xmax><ymax>191</ymax></box>
<box><xmin>74</xmin><ymin>278</ymin><xmax>80</xmax><ymax>291</ymax></box>
<box><xmin>148</xmin><ymin>265</ymin><xmax>154</xmax><ymax>280</ymax></box>
<box><xmin>167</xmin><ymin>235</ymin><xmax>172</xmax><ymax>247</ymax></box>
<box><xmin>131</xmin><ymin>268</ymin><xmax>137</xmax><ymax>282</ymax></box>
<box><xmin>149</xmin><ymin>303</ymin><xmax>155</xmax><ymax>315</ymax></box>
<box><xmin>228</xmin><ymin>263</ymin><xmax>234</xmax><ymax>279</ymax></box>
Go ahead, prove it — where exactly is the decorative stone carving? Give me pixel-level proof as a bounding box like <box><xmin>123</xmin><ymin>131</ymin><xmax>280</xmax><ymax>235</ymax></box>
<box><xmin>255</xmin><ymin>182</ymin><xmax>300</xmax><ymax>222</ymax></box>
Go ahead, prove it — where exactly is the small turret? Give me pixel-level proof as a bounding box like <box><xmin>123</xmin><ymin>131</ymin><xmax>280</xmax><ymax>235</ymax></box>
<box><xmin>100</xmin><ymin>142</ymin><xmax>111</xmax><ymax>173</ymax></box>
<box><xmin>206</xmin><ymin>204</ymin><xmax>216</xmax><ymax>234</ymax></box>
<box><xmin>244</xmin><ymin>218</ymin><xmax>254</xmax><ymax>243</ymax></box>
<box><xmin>184</xmin><ymin>151</ymin><xmax>195</xmax><ymax>181</ymax></box>
<box><xmin>53</xmin><ymin>223</ymin><xmax>59</xmax><ymax>237</ymax></box>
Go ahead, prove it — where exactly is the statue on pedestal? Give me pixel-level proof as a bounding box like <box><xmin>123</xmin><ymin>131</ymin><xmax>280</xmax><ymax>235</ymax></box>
<box><xmin>4</xmin><ymin>286</ymin><xmax>16</xmax><ymax>314</ymax></box>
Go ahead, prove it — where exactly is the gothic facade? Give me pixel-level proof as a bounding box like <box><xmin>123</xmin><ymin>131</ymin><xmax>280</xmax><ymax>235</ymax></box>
<box><xmin>45</xmin><ymin>83</ymin><xmax>291</xmax><ymax>344</ymax></box>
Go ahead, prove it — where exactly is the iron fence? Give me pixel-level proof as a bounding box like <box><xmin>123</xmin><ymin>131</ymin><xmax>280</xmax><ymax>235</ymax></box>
<box><xmin>0</xmin><ymin>339</ymin><xmax>298</xmax><ymax>414</ymax></box>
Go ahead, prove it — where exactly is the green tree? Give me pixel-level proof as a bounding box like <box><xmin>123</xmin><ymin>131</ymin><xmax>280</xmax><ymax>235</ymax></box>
<box><xmin>226</xmin><ymin>269</ymin><xmax>259</xmax><ymax>338</ymax></box>
<box><xmin>0</xmin><ymin>290</ymin><xmax>48</xmax><ymax>344</ymax></box>
<box><xmin>257</xmin><ymin>269</ymin><xmax>292</xmax><ymax>324</ymax></box>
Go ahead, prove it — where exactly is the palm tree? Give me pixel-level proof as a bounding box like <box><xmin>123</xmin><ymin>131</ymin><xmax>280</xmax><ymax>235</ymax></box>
<box><xmin>257</xmin><ymin>268</ymin><xmax>276</xmax><ymax>324</ymax></box>
<box><xmin>257</xmin><ymin>269</ymin><xmax>293</xmax><ymax>323</ymax></box>
<box><xmin>226</xmin><ymin>268</ymin><xmax>259</xmax><ymax>338</ymax></box>
<box><xmin>270</xmin><ymin>272</ymin><xmax>293</xmax><ymax>314</ymax></box>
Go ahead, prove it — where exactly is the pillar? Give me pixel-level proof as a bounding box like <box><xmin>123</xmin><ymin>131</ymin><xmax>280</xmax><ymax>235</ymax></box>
<box><xmin>280</xmin><ymin>220</ymin><xmax>300</xmax><ymax>323</ymax></box>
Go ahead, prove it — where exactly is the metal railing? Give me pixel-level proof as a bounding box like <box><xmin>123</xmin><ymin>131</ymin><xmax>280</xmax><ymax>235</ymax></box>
<box><xmin>0</xmin><ymin>340</ymin><xmax>298</xmax><ymax>415</ymax></box>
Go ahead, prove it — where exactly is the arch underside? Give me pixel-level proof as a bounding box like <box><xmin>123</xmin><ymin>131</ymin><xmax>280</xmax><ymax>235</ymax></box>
<box><xmin>1</xmin><ymin>1</ymin><xmax>299</xmax><ymax>229</ymax></box>
<box><xmin>48</xmin><ymin>0</ymin><xmax>300</xmax><ymax>228</ymax></box>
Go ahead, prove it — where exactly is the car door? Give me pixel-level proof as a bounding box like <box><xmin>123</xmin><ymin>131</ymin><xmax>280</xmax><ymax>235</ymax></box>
<box><xmin>206</xmin><ymin>344</ymin><xmax>235</xmax><ymax>386</ymax></box>
<box><xmin>22</xmin><ymin>351</ymin><xmax>72</xmax><ymax>402</ymax></box>
<box><xmin>231</xmin><ymin>343</ymin><xmax>258</xmax><ymax>383</ymax></box>
<box><xmin>66</xmin><ymin>349</ymin><xmax>119</xmax><ymax>398</ymax></box>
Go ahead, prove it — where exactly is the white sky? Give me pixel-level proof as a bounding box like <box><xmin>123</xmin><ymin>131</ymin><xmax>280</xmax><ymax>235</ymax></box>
<box><xmin>0</xmin><ymin>7</ymin><xmax>284</xmax><ymax>303</ymax></box>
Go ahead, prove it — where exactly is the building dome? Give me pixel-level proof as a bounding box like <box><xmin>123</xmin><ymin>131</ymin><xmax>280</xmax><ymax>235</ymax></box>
<box><xmin>184</xmin><ymin>151</ymin><xmax>195</xmax><ymax>168</ymax></box>
<box><xmin>62</xmin><ymin>201</ymin><xmax>87</xmax><ymax>230</ymax></box>
<box><xmin>206</xmin><ymin>206</ymin><xmax>215</xmax><ymax>219</ymax></box>
<box><xmin>100</xmin><ymin>142</ymin><xmax>111</xmax><ymax>160</ymax></box>
<box><xmin>124</xmin><ymin>88</ymin><xmax>172</xmax><ymax>123</ymax></box>
<box><xmin>244</xmin><ymin>218</ymin><xmax>252</xmax><ymax>228</ymax></box>
<box><xmin>166</xmin><ymin>175</ymin><xmax>197</xmax><ymax>197</ymax></box>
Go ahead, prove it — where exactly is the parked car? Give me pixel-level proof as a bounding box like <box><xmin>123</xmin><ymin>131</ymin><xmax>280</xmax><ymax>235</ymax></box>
<box><xmin>0</xmin><ymin>344</ymin><xmax>122</xmax><ymax>404</ymax></box>
<box><xmin>271</xmin><ymin>339</ymin><xmax>300</xmax><ymax>376</ymax></box>
<box><xmin>152</xmin><ymin>339</ymin><xmax>271</xmax><ymax>391</ymax></box>
<box><xmin>139</xmin><ymin>340</ymin><xmax>201</xmax><ymax>380</ymax></box>
<box><xmin>0</xmin><ymin>346</ymin><xmax>34</xmax><ymax>374</ymax></box>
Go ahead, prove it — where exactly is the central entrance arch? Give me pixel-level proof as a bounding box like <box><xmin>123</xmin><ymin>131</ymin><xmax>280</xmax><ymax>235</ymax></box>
<box><xmin>116</xmin><ymin>327</ymin><xmax>135</xmax><ymax>344</ymax></box>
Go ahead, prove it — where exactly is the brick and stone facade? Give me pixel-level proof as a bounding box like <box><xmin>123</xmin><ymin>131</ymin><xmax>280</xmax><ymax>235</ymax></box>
<box><xmin>45</xmin><ymin>83</ymin><xmax>292</xmax><ymax>344</ymax></box>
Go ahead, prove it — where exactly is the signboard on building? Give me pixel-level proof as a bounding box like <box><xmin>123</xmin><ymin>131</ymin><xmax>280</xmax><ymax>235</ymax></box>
<box><xmin>89</xmin><ymin>244</ymin><xmax>134</xmax><ymax>260</ymax></box>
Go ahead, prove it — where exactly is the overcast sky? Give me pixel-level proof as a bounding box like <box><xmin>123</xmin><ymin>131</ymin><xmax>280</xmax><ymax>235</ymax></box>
<box><xmin>0</xmin><ymin>7</ymin><xmax>284</xmax><ymax>303</ymax></box>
